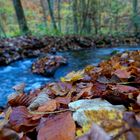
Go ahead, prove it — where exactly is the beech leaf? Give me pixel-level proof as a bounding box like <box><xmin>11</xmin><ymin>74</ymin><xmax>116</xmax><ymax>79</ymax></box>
<box><xmin>37</xmin><ymin>112</ymin><xmax>76</xmax><ymax>140</ymax></box>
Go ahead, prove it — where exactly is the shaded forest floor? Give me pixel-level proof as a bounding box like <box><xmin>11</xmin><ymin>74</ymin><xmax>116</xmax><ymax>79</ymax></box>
<box><xmin>0</xmin><ymin>35</ymin><xmax>140</xmax><ymax>65</ymax></box>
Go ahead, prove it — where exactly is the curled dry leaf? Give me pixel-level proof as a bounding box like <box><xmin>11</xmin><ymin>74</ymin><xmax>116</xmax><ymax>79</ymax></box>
<box><xmin>9</xmin><ymin>106</ymin><xmax>40</xmax><ymax>132</ymax></box>
<box><xmin>49</xmin><ymin>82</ymin><xmax>72</xmax><ymax>96</ymax></box>
<box><xmin>37</xmin><ymin>112</ymin><xmax>76</xmax><ymax>140</ymax></box>
<box><xmin>12</xmin><ymin>83</ymin><xmax>25</xmax><ymax>94</ymax></box>
<box><xmin>28</xmin><ymin>93</ymin><xmax>50</xmax><ymax>111</ymax></box>
<box><xmin>8</xmin><ymin>93</ymin><xmax>34</xmax><ymax>107</ymax></box>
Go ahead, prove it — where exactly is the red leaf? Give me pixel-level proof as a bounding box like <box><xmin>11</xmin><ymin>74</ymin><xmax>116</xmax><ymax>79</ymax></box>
<box><xmin>37</xmin><ymin>112</ymin><xmax>76</xmax><ymax>140</ymax></box>
<box><xmin>9</xmin><ymin>106</ymin><xmax>40</xmax><ymax>132</ymax></box>
<box><xmin>113</xmin><ymin>69</ymin><xmax>131</xmax><ymax>79</ymax></box>
<box><xmin>111</xmin><ymin>85</ymin><xmax>138</xmax><ymax>93</ymax></box>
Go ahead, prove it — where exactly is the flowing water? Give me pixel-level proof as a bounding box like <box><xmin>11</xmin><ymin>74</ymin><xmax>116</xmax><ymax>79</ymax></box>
<box><xmin>0</xmin><ymin>46</ymin><xmax>140</xmax><ymax>106</ymax></box>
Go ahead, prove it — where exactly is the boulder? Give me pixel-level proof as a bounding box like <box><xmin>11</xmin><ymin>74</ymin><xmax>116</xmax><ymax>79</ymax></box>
<box><xmin>68</xmin><ymin>99</ymin><xmax>126</xmax><ymax>126</ymax></box>
<box><xmin>32</xmin><ymin>55</ymin><xmax>67</xmax><ymax>77</ymax></box>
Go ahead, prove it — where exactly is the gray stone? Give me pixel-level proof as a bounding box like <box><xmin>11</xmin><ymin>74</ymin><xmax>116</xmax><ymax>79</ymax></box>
<box><xmin>69</xmin><ymin>99</ymin><xmax>126</xmax><ymax>126</ymax></box>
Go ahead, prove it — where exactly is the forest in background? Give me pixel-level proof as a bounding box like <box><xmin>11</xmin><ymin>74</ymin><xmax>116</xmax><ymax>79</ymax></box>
<box><xmin>0</xmin><ymin>0</ymin><xmax>140</xmax><ymax>38</ymax></box>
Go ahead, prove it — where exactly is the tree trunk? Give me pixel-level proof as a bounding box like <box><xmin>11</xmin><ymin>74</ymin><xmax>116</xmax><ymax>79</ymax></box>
<box><xmin>133</xmin><ymin>0</ymin><xmax>139</xmax><ymax>35</ymax></box>
<box><xmin>12</xmin><ymin>0</ymin><xmax>29</xmax><ymax>35</ymax></box>
<box><xmin>73</xmin><ymin>0</ymin><xmax>78</xmax><ymax>33</ymax></box>
<box><xmin>47</xmin><ymin>0</ymin><xmax>58</xmax><ymax>31</ymax></box>
<box><xmin>57</xmin><ymin>0</ymin><xmax>61</xmax><ymax>32</ymax></box>
<box><xmin>0</xmin><ymin>19</ymin><xmax>6</xmax><ymax>38</ymax></box>
<box><xmin>40</xmin><ymin>0</ymin><xmax>48</xmax><ymax>28</ymax></box>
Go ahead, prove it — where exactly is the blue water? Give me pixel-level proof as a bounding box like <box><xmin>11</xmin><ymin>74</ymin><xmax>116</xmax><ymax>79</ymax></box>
<box><xmin>0</xmin><ymin>46</ymin><xmax>140</xmax><ymax>106</ymax></box>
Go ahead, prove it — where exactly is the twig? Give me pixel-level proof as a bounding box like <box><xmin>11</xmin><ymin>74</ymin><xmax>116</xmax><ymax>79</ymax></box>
<box><xmin>118</xmin><ymin>82</ymin><xmax>139</xmax><ymax>85</ymax></box>
<box><xmin>111</xmin><ymin>127</ymin><xmax>131</xmax><ymax>140</ymax></box>
<box><xmin>29</xmin><ymin>108</ymin><xmax>75</xmax><ymax>115</ymax></box>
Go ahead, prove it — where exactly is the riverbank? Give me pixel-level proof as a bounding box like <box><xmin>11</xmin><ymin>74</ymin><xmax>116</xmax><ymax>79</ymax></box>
<box><xmin>0</xmin><ymin>46</ymin><xmax>140</xmax><ymax>107</ymax></box>
<box><xmin>0</xmin><ymin>50</ymin><xmax>140</xmax><ymax>140</ymax></box>
<box><xmin>0</xmin><ymin>35</ymin><xmax>140</xmax><ymax>65</ymax></box>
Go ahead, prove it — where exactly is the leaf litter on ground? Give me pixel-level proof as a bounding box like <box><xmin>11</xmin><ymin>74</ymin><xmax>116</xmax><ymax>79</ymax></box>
<box><xmin>1</xmin><ymin>50</ymin><xmax>140</xmax><ymax>140</ymax></box>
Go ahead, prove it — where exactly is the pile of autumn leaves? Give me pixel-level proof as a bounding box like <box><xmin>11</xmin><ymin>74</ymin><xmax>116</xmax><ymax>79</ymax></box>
<box><xmin>1</xmin><ymin>50</ymin><xmax>140</xmax><ymax>140</ymax></box>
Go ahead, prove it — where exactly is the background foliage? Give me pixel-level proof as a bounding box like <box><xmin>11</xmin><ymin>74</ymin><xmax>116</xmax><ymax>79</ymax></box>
<box><xmin>0</xmin><ymin>0</ymin><xmax>140</xmax><ymax>37</ymax></box>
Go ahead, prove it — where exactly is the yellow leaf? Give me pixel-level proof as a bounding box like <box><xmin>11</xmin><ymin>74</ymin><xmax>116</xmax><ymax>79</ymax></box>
<box><xmin>61</xmin><ymin>70</ymin><xmax>84</xmax><ymax>82</ymax></box>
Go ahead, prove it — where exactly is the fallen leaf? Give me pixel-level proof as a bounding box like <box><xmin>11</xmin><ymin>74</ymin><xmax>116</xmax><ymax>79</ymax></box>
<box><xmin>0</xmin><ymin>128</ymin><xmax>20</xmax><ymax>140</ymax></box>
<box><xmin>77</xmin><ymin>123</ymin><xmax>111</xmax><ymax>140</ymax></box>
<box><xmin>113</xmin><ymin>69</ymin><xmax>131</xmax><ymax>79</ymax></box>
<box><xmin>37</xmin><ymin>112</ymin><xmax>76</xmax><ymax>140</ymax></box>
<box><xmin>28</xmin><ymin>93</ymin><xmax>50</xmax><ymax>111</ymax></box>
<box><xmin>9</xmin><ymin>106</ymin><xmax>40</xmax><ymax>132</ymax></box>
<box><xmin>110</xmin><ymin>85</ymin><xmax>138</xmax><ymax>93</ymax></box>
<box><xmin>55</xmin><ymin>92</ymin><xmax>72</xmax><ymax>106</ymax></box>
<box><xmin>61</xmin><ymin>70</ymin><xmax>84</xmax><ymax>82</ymax></box>
<box><xmin>8</xmin><ymin>93</ymin><xmax>34</xmax><ymax>107</ymax></box>
<box><xmin>49</xmin><ymin>82</ymin><xmax>72</xmax><ymax>96</ymax></box>
<box><xmin>37</xmin><ymin>99</ymin><xmax>57</xmax><ymax>112</ymax></box>
<box><xmin>137</xmin><ymin>94</ymin><xmax>140</xmax><ymax>106</ymax></box>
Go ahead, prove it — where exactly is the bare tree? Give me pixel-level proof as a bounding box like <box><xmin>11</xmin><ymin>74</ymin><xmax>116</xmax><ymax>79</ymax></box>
<box><xmin>57</xmin><ymin>0</ymin><xmax>61</xmax><ymax>32</ymax></box>
<box><xmin>40</xmin><ymin>0</ymin><xmax>48</xmax><ymax>28</ymax></box>
<box><xmin>47</xmin><ymin>0</ymin><xmax>58</xmax><ymax>31</ymax></box>
<box><xmin>133</xmin><ymin>0</ymin><xmax>139</xmax><ymax>35</ymax></box>
<box><xmin>12</xmin><ymin>0</ymin><xmax>29</xmax><ymax>35</ymax></box>
<box><xmin>0</xmin><ymin>20</ymin><xmax>6</xmax><ymax>38</ymax></box>
<box><xmin>73</xmin><ymin>0</ymin><xmax>78</xmax><ymax>33</ymax></box>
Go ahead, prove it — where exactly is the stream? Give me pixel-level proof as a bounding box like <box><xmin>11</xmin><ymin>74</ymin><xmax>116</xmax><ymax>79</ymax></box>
<box><xmin>0</xmin><ymin>46</ymin><xmax>140</xmax><ymax>106</ymax></box>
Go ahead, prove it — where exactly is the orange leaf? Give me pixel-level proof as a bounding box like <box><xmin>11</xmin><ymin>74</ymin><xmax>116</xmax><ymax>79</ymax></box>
<box><xmin>37</xmin><ymin>100</ymin><xmax>57</xmax><ymax>112</ymax></box>
<box><xmin>37</xmin><ymin>112</ymin><xmax>76</xmax><ymax>140</ymax></box>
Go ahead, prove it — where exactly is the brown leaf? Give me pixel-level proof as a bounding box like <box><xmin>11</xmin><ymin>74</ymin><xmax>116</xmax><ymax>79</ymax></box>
<box><xmin>77</xmin><ymin>123</ymin><xmax>111</xmax><ymax>140</ymax></box>
<box><xmin>8</xmin><ymin>93</ymin><xmax>34</xmax><ymax>107</ymax></box>
<box><xmin>123</xmin><ymin>112</ymin><xmax>140</xmax><ymax>140</ymax></box>
<box><xmin>37</xmin><ymin>99</ymin><xmax>57</xmax><ymax>112</ymax></box>
<box><xmin>9</xmin><ymin>106</ymin><xmax>40</xmax><ymax>132</ymax></box>
<box><xmin>0</xmin><ymin>128</ymin><xmax>20</xmax><ymax>140</ymax></box>
<box><xmin>92</xmin><ymin>82</ymin><xmax>107</xmax><ymax>97</ymax></box>
<box><xmin>111</xmin><ymin>85</ymin><xmax>138</xmax><ymax>93</ymax></box>
<box><xmin>113</xmin><ymin>69</ymin><xmax>131</xmax><ymax>79</ymax></box>
<box><xmin>49</xmin><ymin>82</ymin><xmax>72</xmax><ymax>96</ymax></box>
<box><xmin>55</xmin><ymin>93</ymin><xmax>72</xmax><ymax>106</ymax></box>
<box><xmin>137</xmin><ymin>94</ymin><xmax>140</xmax><ymax>106</ymax></box>
<box><xmin>37</xmin><ymin>112</ymin><xmax>76</xmax><ymax>140</ymax></box>
<box><xmin>73</xmin><ymin>83</ymin><xmax>93</xmax><ymax>101</ymax></box>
